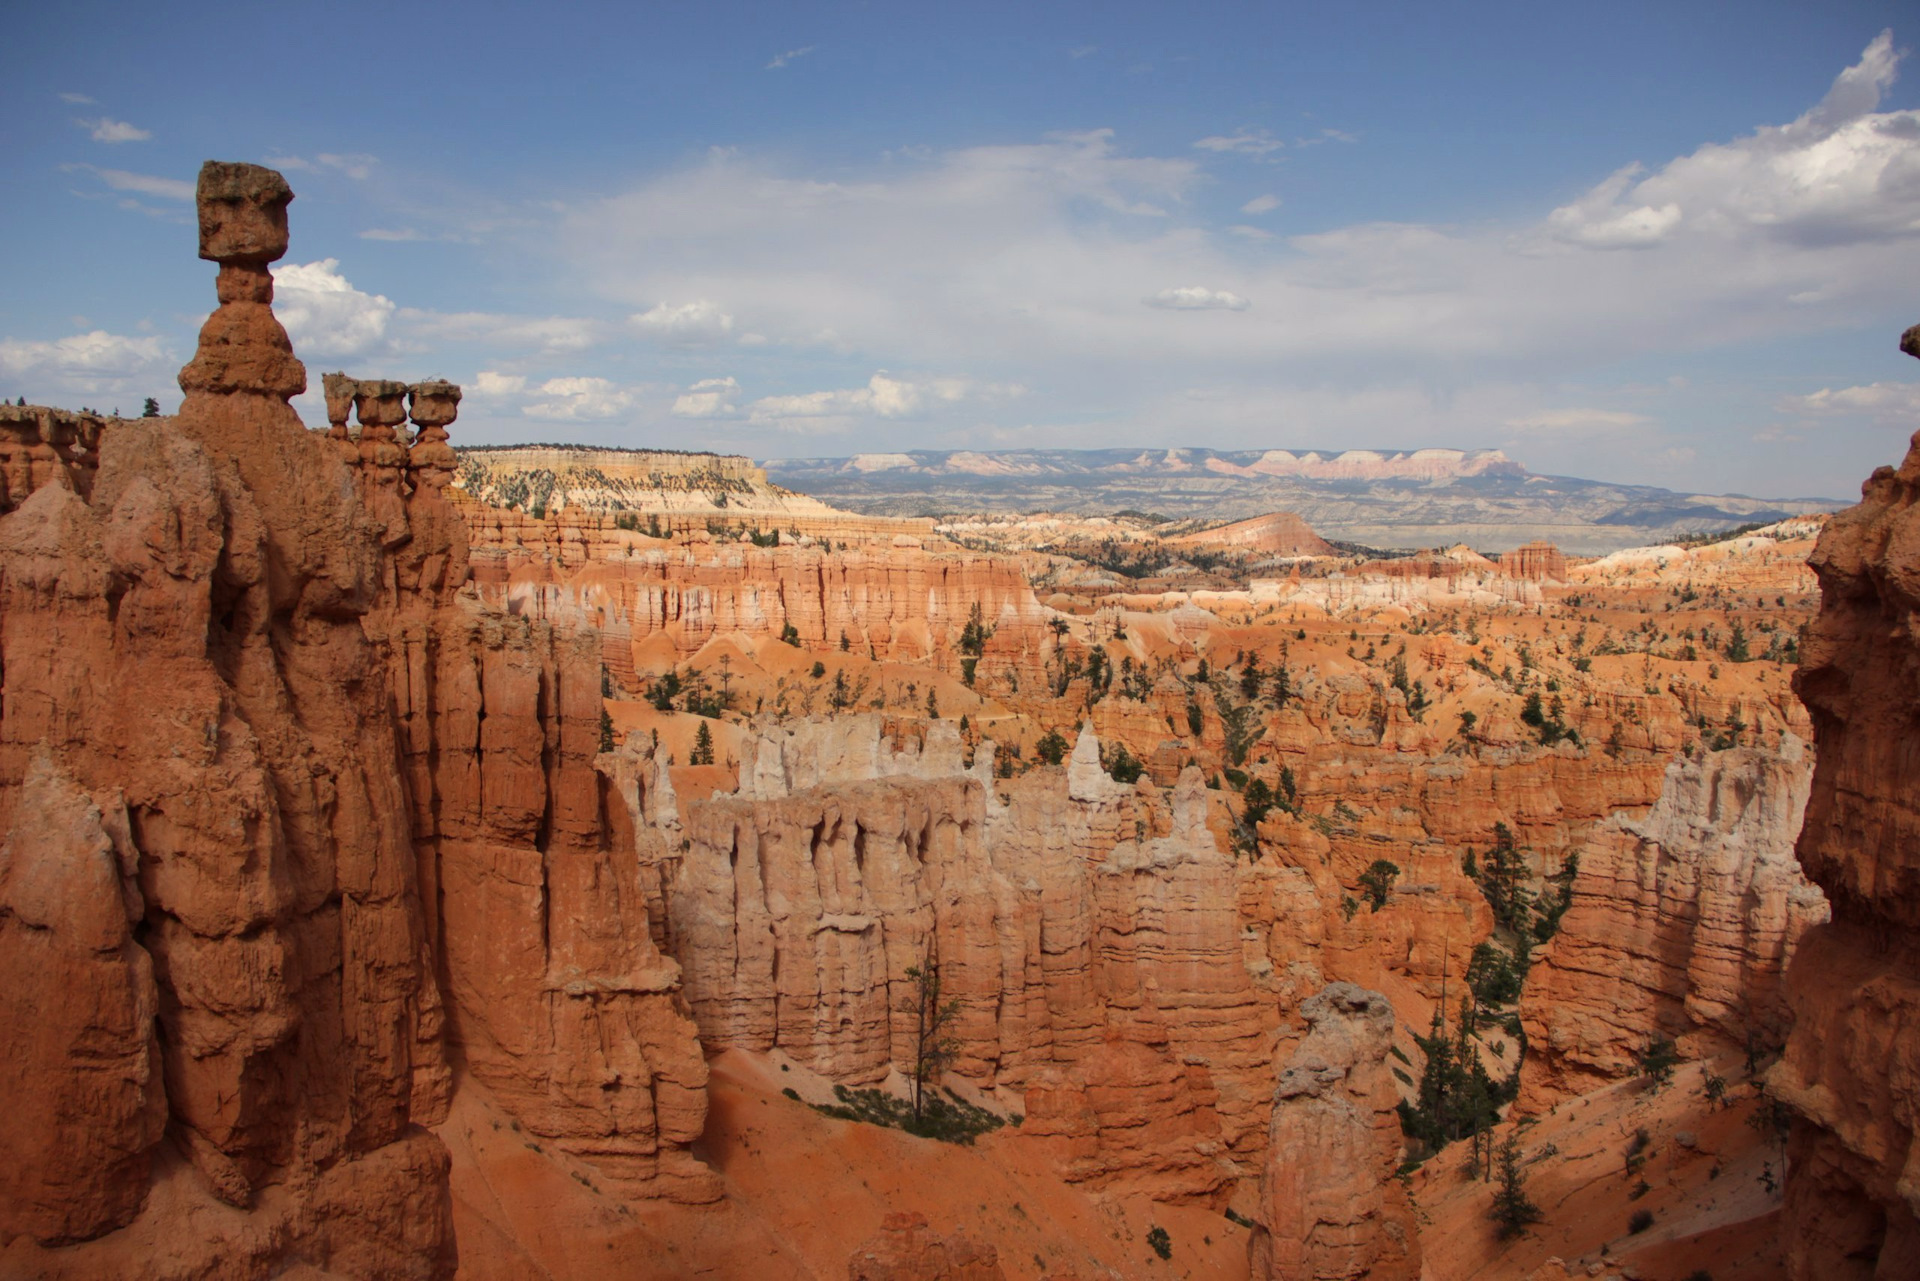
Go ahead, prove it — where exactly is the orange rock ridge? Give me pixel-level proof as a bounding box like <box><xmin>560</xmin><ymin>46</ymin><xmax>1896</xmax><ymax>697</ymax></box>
<box><xmin>1772</xmin><ymin>328</ymin><xmax>1920</xmax><ymax>1278</ymax></box>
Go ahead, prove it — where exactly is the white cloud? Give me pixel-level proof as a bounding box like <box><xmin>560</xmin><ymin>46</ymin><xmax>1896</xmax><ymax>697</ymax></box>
<box><xmin>523</xmin><ymin>376</ymin><xmax>638</xmax><ymax>419</ymax></box>
<box><xmin>0</xmin><ymin>330</ymin><xmax>167</xmax><ymax>380</ymax></box>
<box><xmin>273</xmin><ymin>259</ymin><xmax>396</xmax><ymax>358</ymax></box>
<box><xmin>540</xmin><ymin>36</ymin><xmax>1920</xmax><ymax>494</ymax></box>
<box><xmin>64</xmin><ymin>164</ymin><xmax>193</xmax><ymax>200</ymax></box>
<box><xmin>672</xmin><ymin>376</ymin><xmax>742</xmax><ymax>418</ymax></box>
<box><xmin>1193</xmin><ymin>129</ymin><xmax>1283</xmax><ymax>157</ymax></box>
<box><xmin>1778</xmin><ymin>380</ymin><xmax>1920</xmax><ymax>423</ymax></box>
<box><xmin>264</xmin><ymin>153</ymin><xmax>378</xmax><ymax>180</ymax></box>
<box><xmin>317</xmin><ymin>152</ymin><xmax>377</xmax><ymax>180</ymax></box>
<box><xmin>59</xmin><ymin>92</ymin><xmax>95</xmax><ymax>104</ymax></box>
<box><xmin>403</xmin><ymin>309</ymin><xmax>601</xmax><ymax>352</ymax></box>
<box><xmin>766</xmin><ymin>45</ymin><xmax>816</xmax><ymax>70</ymax></box>
<box><xmin>472</xmin><ymin>371</ymin><xmax>528</xmax><ymax>396</ymax></box>
<box><xmin>1228</xmin><ymin>224</ymin><xmax>1274</xmax><ymax>240</ymax></box>
<box><xmin>1504</xmin><ymin>408</ymin><xmax>1652</xmax><ymax>432</ymax></box>
<box><xmin>1241</xmin><ymin>193</ymin><xmax>1281</xmax><ymax>215</ymax></box>
<box><xmin>360</xmin><ymin>227</ymin><xmax>427</xmax><ymax>241</ymax></box>
<box><xmin>631</xmin><ymin>300</ymin><xmax>736</xmax><ymax>344</ymax></box>
<box><xmin>746</xmin><ymin>372</ymin><xmax>1006</xmax><ymax>430</ymax></box>
<box><xmin>1145</xmin><ymin>286</ymin><xmax>1250</xmax><ymax>311</ymax></box>
<box><xmin>80</xmin><ymin>117</ymin><xmax>151</xmax><ymax>143</ymax></box>
<box><xmin>1069</xmin><ymin>45</ymin><xmax>1098</xmax><ymax>59</ymax></box>
<box><xmin>1546</xmin><ymin>29</ymin><xmax>1920</xmax><ymax>251</ymax></box>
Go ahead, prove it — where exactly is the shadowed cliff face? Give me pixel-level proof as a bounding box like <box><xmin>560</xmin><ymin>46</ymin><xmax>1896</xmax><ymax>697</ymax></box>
<box><xmin>1772</xmin><ymin>331</ymin><xmax>1920</xmax><ymax>1279</ymax></box>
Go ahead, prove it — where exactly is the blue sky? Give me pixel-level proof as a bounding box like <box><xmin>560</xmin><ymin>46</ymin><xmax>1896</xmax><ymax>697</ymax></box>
<box><xmin>4</xmin><ymin>1</ymin><xmax>1918</xmax><ymax>500</ymax></box>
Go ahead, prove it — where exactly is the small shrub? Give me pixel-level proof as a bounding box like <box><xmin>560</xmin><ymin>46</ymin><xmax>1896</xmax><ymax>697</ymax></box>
<box><xmin>1145</xmin><ymin>1225</ymin><xmax>1172</xmax><ymax>1260</ymax></box>
<box><xmin>1628</xmin><ymin>1208</ymin><xmax>1654</xmax><ymax>1234</ymax></box>
<box><xmin>782</xmin><ymin>1087</ymin><xmax>800</xmax><ymax>1101</ymax></box>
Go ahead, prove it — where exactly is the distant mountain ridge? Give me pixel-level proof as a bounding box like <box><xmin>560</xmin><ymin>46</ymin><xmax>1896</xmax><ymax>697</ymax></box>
<box><xmin>763</xmin><ymin>447</ymin><xmax>1842</xmax><ymax>555</ymax></box>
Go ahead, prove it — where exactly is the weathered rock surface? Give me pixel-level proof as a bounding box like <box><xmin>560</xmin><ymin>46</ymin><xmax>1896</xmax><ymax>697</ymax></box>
<box><xmin>1772</xmin><ymin>348</ymin><xmax>1920</xmax><ymax>1278</ymax></box>
<box><xmin>1521</xmin><ymin>742</ymin><xmax>1828</xmax><ymax>1106</ymax></box>
<box><xmin>846</xmin><ymin>1211</ymin><xmax>1007</xmax><ymax>1281</ymax></box>
<box><xmin>602</xmin><ymin>719</ymin><xmax>1278</xmax><ymax>1200</ymax></box>
<box><xmin>1249</xmin><ymin>983</ymin><xmax>1420</xmax><ymax>1280</ymax></box>
<box><xmin>0</xmin><ymin>159</ymin><xmax>714</xmax><ymax>1274</ymax></box>
<box><xmin>0</xmin><ymin>160</ymin><xmax>457</xmax><ymax>1277</ymax></box>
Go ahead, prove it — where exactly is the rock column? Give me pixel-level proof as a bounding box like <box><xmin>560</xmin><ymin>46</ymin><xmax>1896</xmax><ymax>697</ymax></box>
<box><xmin>1250</xmin><ymin>983</ymin><xmax>1421</xmax><ymax>1281</ymax></box>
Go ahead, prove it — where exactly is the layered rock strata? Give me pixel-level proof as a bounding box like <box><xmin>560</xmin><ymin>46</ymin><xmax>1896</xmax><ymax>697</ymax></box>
<box><xmin>1520</xmin><ymin>742</ymin><xmax>1828</xmax><ymax>1106</ymax></box>
<box><xmin>0</xmin><ymin>160</ymin><xmax>456</xmax><ymax>1276</ymax></box>
<box><xmin>1772</xmin><ymin>335</ymin><xmax>1920</xmax><ymax>1278</ymax></box>
<box><xmin>473</xmin><ymin>519</ymin><xmax>1059</xmax><ymax>687</ymax></box>
<box><xmin>602</xmin><ymin>719</ymin><xmax>1280</xmax><ymax>1200</ymax></box>
<box><xmin>1249</xmin><ymin>983</ymin><xmax>1420</xmax><ymax>1281</ymax></box>
<box><xmin>0</xmin><ymin>160</ymin><xmax>715</xmax><ymax>1275</ymax></box>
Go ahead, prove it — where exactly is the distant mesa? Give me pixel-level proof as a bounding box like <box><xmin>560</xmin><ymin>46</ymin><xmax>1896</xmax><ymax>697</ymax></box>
<box><xmin>765</xmin><ymin>445</ymin><xmax>1841</xmax><ymax>555</ymax></box>
<box><xmin>1164</xmin><ymin>511</ymin><xmax>1334</xmax><ymax>558</ymax></box>
<box><xmin>451</xmin><ymin>443</ymin><xmax>934</xmax><ymax>543</ymax></box>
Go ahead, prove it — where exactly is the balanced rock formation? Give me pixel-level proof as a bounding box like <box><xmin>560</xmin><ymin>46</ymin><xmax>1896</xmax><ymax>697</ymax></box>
<box><xmin>1249</xmin><ymin>983</ymin><xmax>1419</xmax><ymax>1280</ymax></box>
<box><xmin>1520</xmin><ymin>741</ymin><xmax>1828</xmax><ymax>1106</ymax></box>
<box><xmin>0</xmin><ymin>160</ymin><xmax>456</xmax><ymax>1277</ymax></box>
<box><xmin>1771</xmin><ymin>329</ymin><xmax>1920</xmax><ymax>1278</ymax></box>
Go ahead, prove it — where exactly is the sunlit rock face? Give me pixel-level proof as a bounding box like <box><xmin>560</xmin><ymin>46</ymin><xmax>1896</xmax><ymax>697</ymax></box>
<box><xmin>1520</xmin><ymin>741</ymin><xmax>1827</xmax><ymax>1107</ymax></box>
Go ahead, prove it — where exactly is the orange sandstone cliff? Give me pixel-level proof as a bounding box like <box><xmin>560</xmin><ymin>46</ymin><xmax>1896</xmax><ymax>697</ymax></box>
<box><xmin>1770</xmin><ymin>324</ymin><xmax>1920</xmax><ymax>1279</ymax></box>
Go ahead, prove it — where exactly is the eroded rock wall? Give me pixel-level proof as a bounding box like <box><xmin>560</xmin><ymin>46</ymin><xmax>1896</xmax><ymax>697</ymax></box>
<box><xmin>1249</xmin><ymin>983</ymin><xmax>1420</xmax><ymax>1281</ymax></box>
<box><xmin>1520</xmin><ymin>742</ymin><xmax>1827</xmax><ymax>1106</ymax></box>
<box><xmin>0</xmin><ymin>162</ymin><xmax>456</xmax><ymax>1278</ymax></box>
<box><xmin>603</xmin><ymin>720</ymin><xmax>1280</xmax><ymax>1201</ymax></box>
<box><xmin>1772</xmin><ymin>350</ymin><xmax>1920</xmax><ymax>1278</ymax></box>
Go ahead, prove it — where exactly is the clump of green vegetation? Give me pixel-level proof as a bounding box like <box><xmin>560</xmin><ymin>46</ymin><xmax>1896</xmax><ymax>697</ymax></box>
<box><xmin>1145</xmin><ymin>1225</ymin><xmax>1172</xmax><ymax>1260</ymax></box>
<box><xmin>810</xmin><ymin>1083</ymin><xmax>1005</xmax><ymax>1145</ymax></box>
<box><xmin>1490</xmin><ymin>1133</ymin><xmax>1542</xmax><ymax>1239</ymax></box>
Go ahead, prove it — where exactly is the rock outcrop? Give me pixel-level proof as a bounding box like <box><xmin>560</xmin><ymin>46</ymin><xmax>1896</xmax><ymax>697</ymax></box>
<box><xmin>0</xmin><ymin>160</ymin><xmax>457</xmax><ymax>1277</ymax></box>
<box><xmin>1771</xmin><ymin>332</ymin><xmax>1920</xmax><ymax>1278</ymax></box>
<box><xmin>846</xmin><ymin>1211</ymin><xmax>1007</xmax><ymax>1281</ymax></box>
<box><xmin>601</xmin><ymin>719</ymin><xmax>1278</xmax><ymax>1200</ymax></box>
<box><xmin>1249</xmin><ymin>983</ymin><xmax>1419</xmax><ymax>1280</ymax></box>
<box><xmin>0</xmin><ymin>159</ymin><xmax>716</xmax><ymax>1275</ymax></box>
<box><xmin>1520</xmin><ymin>742</ymin><xmax>1828</xmax><ymax>1106</ymax></box>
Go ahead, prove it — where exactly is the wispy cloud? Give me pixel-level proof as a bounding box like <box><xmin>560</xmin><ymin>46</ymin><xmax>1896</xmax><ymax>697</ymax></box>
<box><xmin>78</xmin><ymin>117</ymin><xmax>150</xmax><ymax>143</ymax></box>
<box><xmin>58</xmin><ymin>92</ymin><xmax>95</xmax><ymax>105</ymax></box>
<box><xmin>1240</xmin><ymin>193</ymin><xmax>1281</xmax><ymax>215</ymax></box>
<box><xmin>1145</xmin><ymin>286</ymin><xmax>1250</xmax><ymax>311</ymax></box>
<box><xmin>62</xmin><ymin>163</ymin><xmax>193</xmax><ymax>200</ymax></box>
<box><xmin>1504</xmin><ymin>408</ymin><xmax>1652</xmax><ymax>432</ymax></box>
<box><xmin>766</xmin><ymin>44</ymin><xmax>816</xmax><ymax>70</ymax></box>
<box><xmin>265</xmin><ymin>152</ymin><xmax>378</xmax><ymax>180</ymax></box>
<box><xmin>360</xmin><ymin>227</ymin><xmax>428</xmax><ymax>242</ymax></box>
<box><xmin>1193</xmin><ymin>129</ymin><xmax>1283</xmax><ymax>157</ymax></box>
<box><xmin>1777</xmin><ymin>380</ymin><xmax>1920</xmax><ymax>423</ymax></box>
<box><xmin>1069</xmin><ymin>44</ymin><xmax>1098</xmax><ymax>59</ymax></box>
